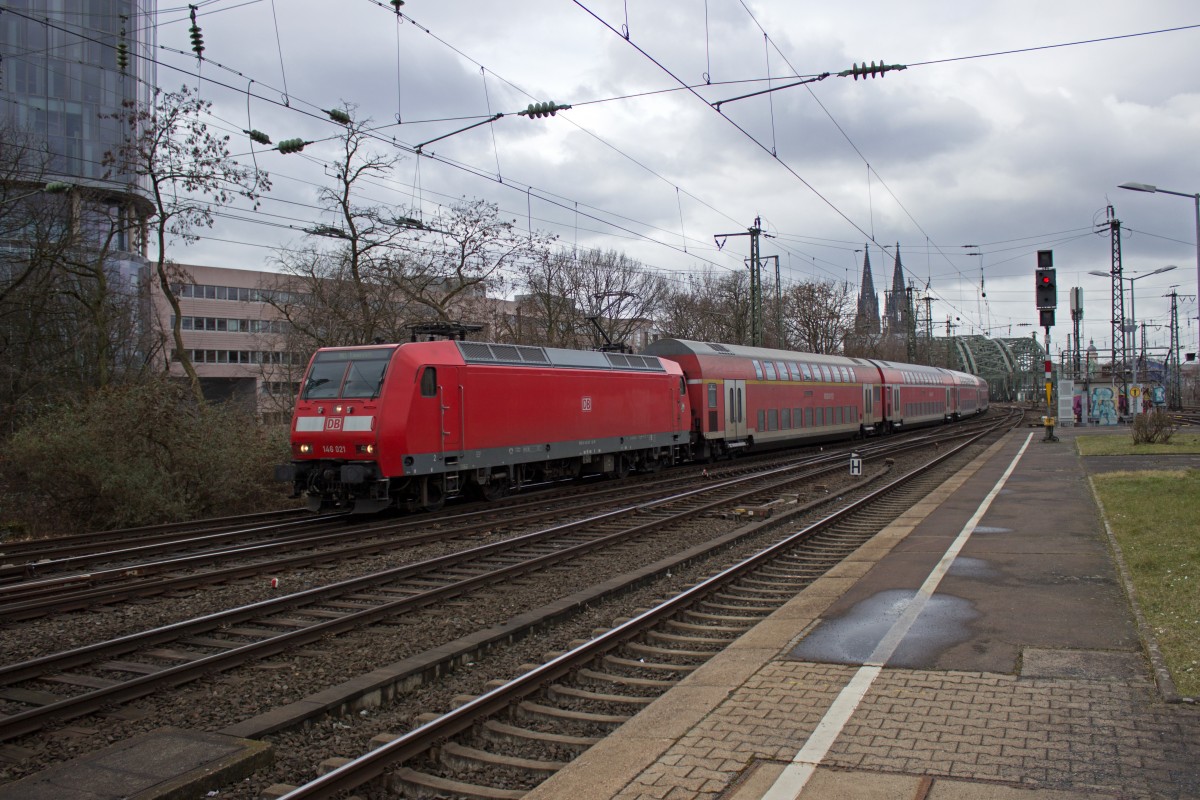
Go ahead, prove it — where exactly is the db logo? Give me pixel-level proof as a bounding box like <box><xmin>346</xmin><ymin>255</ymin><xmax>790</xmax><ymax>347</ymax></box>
<box><xmin>581</xmin><ymin>396</ymin><xmax>593</xmax><ymax>412</ymax></box>
<box><xmin>325</xmin><ymin>417</ymin><xmax>343</xmax><ymax>431</ymax></box>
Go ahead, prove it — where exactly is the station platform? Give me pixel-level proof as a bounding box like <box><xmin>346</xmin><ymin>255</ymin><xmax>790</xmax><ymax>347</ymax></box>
<box><xmin>527</xmin><ymin>426</ymin><xmax>1200</xmax><ymax>800</ymax></box>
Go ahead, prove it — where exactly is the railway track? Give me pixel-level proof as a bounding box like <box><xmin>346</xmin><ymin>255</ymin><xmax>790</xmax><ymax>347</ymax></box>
<box><xmin>269</xmin><ymin>410</ymin><xmax>1018</xmax><ymax>799</ymax></box>
<box><xmin>0</xmin><ymin>426</ymin><xmax>949</xmax><ymax>620</ymax></box>
<box><xmin>0</xmin><ymin>508</ymin><xmax>312</xmax><ymax>580</ymax></box>
<box><xmin>0</xmin><ymin>417</ymin><xmax>1001</xmax><ymax>745</ymax></box>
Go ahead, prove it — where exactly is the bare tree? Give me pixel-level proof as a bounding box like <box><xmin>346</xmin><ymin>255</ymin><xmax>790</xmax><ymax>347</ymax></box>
<box><xmin>505</xmin><ymin>249</ymin><xmax>585</xmax><ymax>347</ymax></box>
<box><xmin>104</xmin><ymin>85</ymin><xmax>269</xmax><ymax>401</ymax></box>
<box><xmin>396</xmin><ymin>199</ymin><xmax>547</xmax><ymax>324</ymax></box>
<box><xmin>781</xmin><ymin>280</ymin><xmax>854</xmax><ymax>354</ymax></box>
<box><xmin>657</xmin><ymin>269</ymin><xmax>753</xmax><ymax>345</ymax></box>
<box><xmin>270</xmin><ymin>111</ymin><xmax>422</xmax><ymax>349</ymax></box>
<box><xmin>1</xmin><ymin>121</ymin><xmax>158</xmax><ymax>430</ymax></box>
<box><xmin>573</xmin><ymin>249</ymin><xmax>666</xmax><ymax>351</ymax></box>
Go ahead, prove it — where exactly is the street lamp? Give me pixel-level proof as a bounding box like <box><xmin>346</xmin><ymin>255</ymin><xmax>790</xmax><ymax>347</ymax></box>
<box><xmin>1089</xmin><ymin>265</ymin><xmax>1177</xmax><ymax>416</ymax></box>
<box><xmin>1119</xmin><ymin>181</ymin><xmax>1200</xmax><ymax>347</ymax></box>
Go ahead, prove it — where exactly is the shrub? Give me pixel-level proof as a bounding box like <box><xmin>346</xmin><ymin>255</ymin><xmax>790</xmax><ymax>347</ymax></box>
<box><xmin>0</xmin><ymin>378</ymin><xmax>292</xmax><ymax>536</ymax></box>
<box><xmin>1131</xmin><ymin>408</ymin><xmax>1177</xmax><ymax>445</ymax></box>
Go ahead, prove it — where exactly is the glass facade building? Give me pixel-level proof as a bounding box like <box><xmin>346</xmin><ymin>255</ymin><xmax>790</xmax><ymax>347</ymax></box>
<box><xmin>1</xmin><ymin>0</ymin><xmax>155</xmax><ymax>188</ymax></box>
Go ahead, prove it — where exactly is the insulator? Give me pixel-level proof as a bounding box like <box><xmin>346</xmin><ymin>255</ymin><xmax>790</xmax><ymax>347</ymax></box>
<box><xmin>247</xmin><ymin>129</ymin><xmax>272</xmax><ymax>145</ymax></box>
<box><xmin>44</xmin><ymin>181</ymin><xmax>72</xmax><ymax>194</ymax></box>
<box><xmin>116</xmin><ymin>42</ymin><xmax>129</xmax><ymax>70</ymax></box>
<box><xmin>391</xmin><ymin>0</ymin><xmax>405</xmax><ymax>8</ymax></box>
<box><xmin>327</xmin><ymin>108</ymin><xmax>352</xmax><ymax>125</ymax></box>
<box><xmin>840</xmin><ymin>60</ymin><xmax>905</xmax><ymax>80</ymax></box>
<box><xmin>276</xmin><ymin>138</ymin><xmax>306</xmax><ymax>154</ymax></box>
<box><xmin>189</xmin><ymin>25</ymin><xmax>204</xmax><ymax>55</ymax></box>
<box><xmin>521</xmin><ymin>101</ymin><xmax>571</xmax><ymax>119</ymax></box>
<box><xmin>188</xmin><ymin>5</ymin><xmax>204</xmax><ymax>56</ymax></box>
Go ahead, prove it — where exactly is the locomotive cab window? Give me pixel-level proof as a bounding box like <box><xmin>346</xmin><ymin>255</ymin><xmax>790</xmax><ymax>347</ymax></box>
<box><xmin>302</xmin><ymin>347</ymin><xmax>394</xmax><ymax>400</ymax></box>
<box><xmin>420</xmin><ymin>366</ymin><xmax>437</xmax><ymax>397</ymax></box>
<box><xmin>708</xmin><ymin>383</ymin><xmax>718</xmax><ymax>407</ymax></box>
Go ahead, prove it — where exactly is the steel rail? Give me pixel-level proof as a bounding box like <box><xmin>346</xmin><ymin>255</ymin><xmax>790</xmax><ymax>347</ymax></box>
<box><xmin>0</xmin><ymin>422</ymin><xmax>990</xmax><ymax>742</ymax></box>
<box><xmin>276</xmin><ymin>411</ymin><xmax>1017</xmax><ymax>799</ymax></box>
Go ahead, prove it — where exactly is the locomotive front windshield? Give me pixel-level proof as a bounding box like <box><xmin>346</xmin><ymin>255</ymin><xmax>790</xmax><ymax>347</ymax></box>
<box><xmin>302</xmin><ymin>347</ymin><xmax>396</xmax><ymax>400</ymax></box>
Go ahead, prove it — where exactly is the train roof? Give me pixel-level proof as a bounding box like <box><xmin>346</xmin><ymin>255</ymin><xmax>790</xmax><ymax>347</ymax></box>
<box><xmin>643</xmin><ymin>338</ymin><xmax>874</xmax><ymax>366</ymax></box>
<box><xmin>455</xmin><ymin>341</ymin><xmax>671</xmax><ymax>373</ymax></box>
<box><xmin>645</xmin><ymin>339</ymin><xmax>985</xmax><ymax>386</ymax></box>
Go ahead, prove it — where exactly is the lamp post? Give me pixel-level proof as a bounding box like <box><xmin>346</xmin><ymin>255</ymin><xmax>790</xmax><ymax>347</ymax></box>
<box><xmin>1089</xmin><ymin>265</ymin><xmax>1177</xmax><ymax>418</ymax></box>
<box><xmin>1119</xmin><ymin>182</ymin><xmax>1200</xmax><ymax>349</ymax></box>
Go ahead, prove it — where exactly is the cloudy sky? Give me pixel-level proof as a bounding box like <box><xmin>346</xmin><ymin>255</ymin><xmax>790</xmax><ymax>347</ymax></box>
<box><xmin>151</xmin><ymin>0</ymin><xmax>1199</xmax><ymax>358</ymax></box>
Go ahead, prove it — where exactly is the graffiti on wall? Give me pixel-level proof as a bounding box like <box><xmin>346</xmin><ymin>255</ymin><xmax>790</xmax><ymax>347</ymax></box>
<box><xmin>1089</xmin><ymin>385</ymin><xmax>1118</xmax><ymax>426</ymax></box>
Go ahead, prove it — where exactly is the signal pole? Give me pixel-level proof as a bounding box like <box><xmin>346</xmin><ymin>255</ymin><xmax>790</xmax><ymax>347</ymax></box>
<box><xmin>715</xmin><ymin>217</ymin><xmax>772</xmax><ymax>346</ymax></box>
<box><xmin>1035</xmin><ymin>250</ymin><xmax>1059</xmax><ymax>441</ymax></box>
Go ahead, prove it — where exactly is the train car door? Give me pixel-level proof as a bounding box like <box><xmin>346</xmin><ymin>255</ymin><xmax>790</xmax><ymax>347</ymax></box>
<box><xmin>725</xmin><ymin>379</ymin><xmax>747</xmax><ymax>439</ymax></box>
<box><xmin>675</xmin><ymin>376</ymin><xmax>686</xmax><ymax>433</ymax></box>
<box><xmin>438</xmin><ymin>368</ymin><xmax>463</xmax><ymax>457</ymax></box>
<box><xmin>863</xmin><ymin>384</ymin><xmax>874</xmax><ymax>426</ymax></box>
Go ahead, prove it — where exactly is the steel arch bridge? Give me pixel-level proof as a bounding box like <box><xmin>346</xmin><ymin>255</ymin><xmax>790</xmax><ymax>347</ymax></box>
<box><xmin>928</xmin><ymin>335</ymin><xmax>1049</xmax><ymax>401</ymax></box>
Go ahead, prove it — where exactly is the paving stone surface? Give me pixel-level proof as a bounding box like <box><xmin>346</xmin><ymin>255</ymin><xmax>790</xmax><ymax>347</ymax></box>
<box><xmin>612</xmin><ymin>661</ymin><xmax>1200</xmax><ymax>799</ymax></box>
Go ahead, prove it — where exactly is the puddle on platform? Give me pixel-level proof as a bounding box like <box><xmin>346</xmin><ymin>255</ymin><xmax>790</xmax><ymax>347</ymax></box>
<box><xmin>947</xmin><ymin>556</ymin><xmax>997</xmax><ymax>578</ymax></box>
<box><xmin>790</xmin><ymin>589</ymin><xmax>979</xmax><ymax>668</ymax></box>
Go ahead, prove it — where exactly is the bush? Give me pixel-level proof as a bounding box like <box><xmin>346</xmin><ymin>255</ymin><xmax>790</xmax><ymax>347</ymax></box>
<box><xmin>1131</xmin><ymin>408</ymin><xmax>1177</xmax><ymax>445</ymax></box>
<box><xmin>0</xmin><ymin>378</ymin><xmax>293</xmax><ymax>536</ymax></box>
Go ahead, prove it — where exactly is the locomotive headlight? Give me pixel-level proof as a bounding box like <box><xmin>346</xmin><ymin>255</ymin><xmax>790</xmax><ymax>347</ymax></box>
<box><xmin>356</xmin><ymin>443</ymin><xmax>376</xmax><ymax>455</ymax></box>
<box><xmin>298</xmin><ymin>443</ymin><xmax>313</xmax><ymax>454</ymax></box>
<box><xmin>335</xmin><ymin>404</ymin><xmax>343</xmax><ymax>414</ymax></box>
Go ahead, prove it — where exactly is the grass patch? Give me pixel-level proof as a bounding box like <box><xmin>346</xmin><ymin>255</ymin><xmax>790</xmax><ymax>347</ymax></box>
<box><xmin>1077</xmin><ymin>433</ymin><xmax>1200</xmax><ymax>457</ymax></box>
<box><xmin>1092</xmin><ymin>468</ymin><xmax>1200</xmax><ymax>697</ymax></box>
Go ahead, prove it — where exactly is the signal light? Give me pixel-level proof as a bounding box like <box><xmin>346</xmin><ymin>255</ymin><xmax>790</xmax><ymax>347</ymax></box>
<box><xmin>1036</xmin><ymin>267</ymin><xmax>1057</xmax><ymax>309</ymax></box>
<box><xmin>519</xmin><ymin>101</ymin><xmax>572</xmax><ymax>119</ymax></box>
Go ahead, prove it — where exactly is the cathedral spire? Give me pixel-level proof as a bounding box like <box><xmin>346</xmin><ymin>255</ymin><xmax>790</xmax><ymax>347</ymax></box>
<box><xmin>854</xmin><ymin>245</ymin><xmax>881</xmax><ymax>335</ymax></box>
<box><xmin>885</xmin><ymin>243</ymin><xmax>909</xmax><ymax>337</ymax></box>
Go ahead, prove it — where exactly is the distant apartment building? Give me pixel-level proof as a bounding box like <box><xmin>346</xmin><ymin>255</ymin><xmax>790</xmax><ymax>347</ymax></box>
<box><xmin>154</xmin><ymin>263</ymin><xmax>302</xmax><ymax>420</ymax></box>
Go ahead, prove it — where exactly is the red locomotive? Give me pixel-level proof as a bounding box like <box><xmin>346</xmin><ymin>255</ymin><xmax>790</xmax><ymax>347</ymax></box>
<box><xmin>277</xmin><ymin>338</ymin><xmax>988</xmax><ymax>513</ymax></box>
<box><xmin>277</xmin><ymin>340</ymin><xmax>690</xmax><ymax>512</ymax></box>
